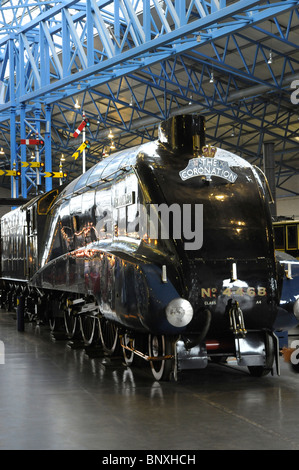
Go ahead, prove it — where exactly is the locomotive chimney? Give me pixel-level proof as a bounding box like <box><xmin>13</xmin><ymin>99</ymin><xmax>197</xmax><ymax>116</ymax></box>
<box><xmin>158</xmin><ymin>114</ymin><xmax>206</xmax><ymax>155</ymax></box>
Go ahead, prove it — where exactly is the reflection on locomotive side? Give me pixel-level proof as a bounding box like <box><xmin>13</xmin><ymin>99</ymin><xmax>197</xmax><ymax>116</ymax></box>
<box><xmin>0</xmin><ymin>114</ymin><xmax>294</xmax><ymax>381</ymax></box>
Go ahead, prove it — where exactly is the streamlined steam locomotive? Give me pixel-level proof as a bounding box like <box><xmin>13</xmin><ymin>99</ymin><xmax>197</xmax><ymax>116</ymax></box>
<box><xmin>0</xmin><ymin>115</ymin><xmax>290</xmax><ymax>380</ymax></box>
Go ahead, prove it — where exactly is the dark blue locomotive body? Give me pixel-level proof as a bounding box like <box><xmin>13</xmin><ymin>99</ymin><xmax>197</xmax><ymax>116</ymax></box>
<box><xmin>0</xmin><ymin>115</ymin><xmax>290</xmax><ymax>380</ymax></box>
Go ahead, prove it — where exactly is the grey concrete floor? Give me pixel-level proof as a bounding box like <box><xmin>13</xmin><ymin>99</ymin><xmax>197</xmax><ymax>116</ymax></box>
<box><xmin>1</xmin><ymin>310</ymin><xmax>299</xmax><ymax>451</ymax></box>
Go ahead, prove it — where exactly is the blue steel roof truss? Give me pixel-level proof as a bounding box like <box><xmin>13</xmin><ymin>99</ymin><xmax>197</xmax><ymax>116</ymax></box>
<box><xmin>0</xmin><ymin>0</ymin><xmax>297</xmax><ymax>197</ymax></box>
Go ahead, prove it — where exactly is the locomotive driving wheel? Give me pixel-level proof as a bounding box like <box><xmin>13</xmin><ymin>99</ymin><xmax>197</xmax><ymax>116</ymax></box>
<box><xmin>79</xmin><ymin>315</ymin><xmax>97</xmax><ymax>346</ymax></box>
<box><xmin>98</xmin><ymin>317</ymin><xmax>119</xmax><ymax>354</ymax></box>
<box><xmin>248</xmin><ymin>332</ymin><xmax>275</xmax><ymax>377</ymax></box>
<box><xmin>121</xmin><ymin>333</ymin><xmax>135</xmax><ymax>366</ymax></box>
<box><xmin>64</xmin><ymin>300</ymin><xmax>77</xmax><ymax>338</ymax></box>
<box><xmin>148</xmin><ymin>334</ymin><xmax>174</xmax><ymax>381</ymax></box>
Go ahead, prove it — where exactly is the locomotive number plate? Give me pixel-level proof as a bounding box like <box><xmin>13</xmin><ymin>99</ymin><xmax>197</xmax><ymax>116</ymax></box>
<box><xmin>201</xmin><ymin>287</ymin><xmax>267</xmax><ymax>298</ymax></box>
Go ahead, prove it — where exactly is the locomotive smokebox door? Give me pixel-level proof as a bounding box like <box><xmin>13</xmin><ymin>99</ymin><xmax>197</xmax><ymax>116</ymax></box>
<box><xmin>158</xmin><ymin>114</ymin><xmax>206</xmax><ymax>155</ymax></box>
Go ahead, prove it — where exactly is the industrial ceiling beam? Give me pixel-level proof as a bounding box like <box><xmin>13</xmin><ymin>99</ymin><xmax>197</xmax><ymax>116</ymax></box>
<box><xmin>0</xmin><ymin>0</ymin><xmax>298</xmax><ymax>197</ymax></box>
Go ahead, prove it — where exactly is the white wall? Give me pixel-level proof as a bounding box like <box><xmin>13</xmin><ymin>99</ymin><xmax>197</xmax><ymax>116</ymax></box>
<box><xmin>276</xmin><ymin>174</ymin><xmax>299</xmax><ymax>218</ymax></box>
<box><xmin>277</xmin><ymin>196</ymin><xmax>299</xmax><ymax>219</ymax></box>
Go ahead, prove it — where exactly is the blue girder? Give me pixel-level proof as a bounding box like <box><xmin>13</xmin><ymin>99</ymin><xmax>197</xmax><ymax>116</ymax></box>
<box><xmin>0</xmin><ymin>0</ymin><xmax>298</xmax><ymax>197</ymax></box>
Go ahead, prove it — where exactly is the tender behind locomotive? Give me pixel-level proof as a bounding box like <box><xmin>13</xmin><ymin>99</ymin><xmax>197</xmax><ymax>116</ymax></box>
<box><xmin>0</xmin><ymin>115</ymin><xmax>286</xmax><ymax>380</ymax></box>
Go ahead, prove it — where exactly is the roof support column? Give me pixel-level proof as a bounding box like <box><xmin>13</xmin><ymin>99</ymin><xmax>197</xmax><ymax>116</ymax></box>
<box><xmin>10</xmin><ymin>107</ymin><xmax>18</xmax><ymax>199</ymax></box>
<box><xmin>143</xmin><ymin>0</ymin><xmax>151</xmax><ymax>41</ymax></box>
<box><xmin>9</xmin><ymin>37</ymin><xmax>18</xmax><ymax>199</ymax></box>
<box><xmin>20</xmin><ymin>104</ymin><xmax>27</xmax><ymax>198</ymax></box>
<box><xmin>45</xmin><ymin>105</ymin><xmax>52</xmax><ymax>192</ymax></box>
<box><xmin>86</xmin><ymin>0</ymin><xmax>94</xmax><ymax>65</ymax></box>
<box><xmin>34</xmin><ymin>106</ymin><xmax>42</xmax><ymax>192</ymax></box>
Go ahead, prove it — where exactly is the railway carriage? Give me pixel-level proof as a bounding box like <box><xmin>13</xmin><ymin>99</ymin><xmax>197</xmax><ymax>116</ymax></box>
<box><xmin>273</xmin><ymin>218</ymin><xmax>299</xmax><ymax>259</ymax></box>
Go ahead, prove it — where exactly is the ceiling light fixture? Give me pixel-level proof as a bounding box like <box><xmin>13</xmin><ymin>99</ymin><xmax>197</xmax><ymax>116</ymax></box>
<box><xmin>268</xmin><ymin>51</ymin><xmax>273</xmax><ymax>64</ymax></box>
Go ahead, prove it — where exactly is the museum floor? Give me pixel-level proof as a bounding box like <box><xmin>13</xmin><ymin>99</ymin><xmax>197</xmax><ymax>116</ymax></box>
<box><xmin>1</xmin><ymin>310</ymin><xmax>299</xmax><ymax>451</ymax></box>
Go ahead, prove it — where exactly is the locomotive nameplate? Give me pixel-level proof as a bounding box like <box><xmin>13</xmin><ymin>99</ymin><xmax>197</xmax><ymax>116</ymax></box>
<box><xmin>114</xmin><ymin>191</ymin><xmax>135</xmax><ymax>208</ymax></box>
<box><xmin>179</xmin><ymin>157</ymin><xmax>238</xmax><ymax>183</ymax></box>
